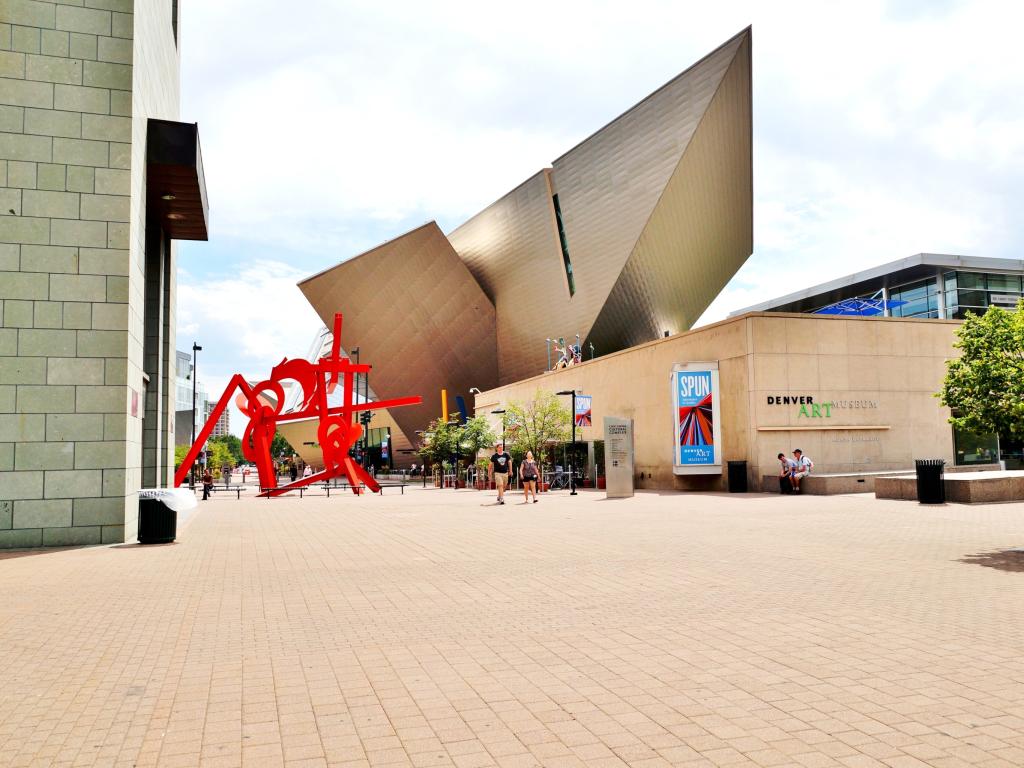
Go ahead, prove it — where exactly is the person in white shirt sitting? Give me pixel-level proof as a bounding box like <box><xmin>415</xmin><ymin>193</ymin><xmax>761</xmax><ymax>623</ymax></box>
<box><xmin>790</xmin><ymin>449</ymin><xmax>813</xmax><ymax>493</ymax></box>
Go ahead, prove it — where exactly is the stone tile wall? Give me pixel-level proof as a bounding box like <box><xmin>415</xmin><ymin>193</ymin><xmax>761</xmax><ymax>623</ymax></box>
<box><xmin>0</xmin><ymin>0</ymin><xmax>179</xmax><ymax>547</ymax></box>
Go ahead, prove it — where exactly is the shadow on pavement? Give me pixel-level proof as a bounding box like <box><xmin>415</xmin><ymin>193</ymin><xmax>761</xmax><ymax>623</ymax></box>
<box><xmin>960</xmin><ymin>549</ymin><xmax>1024</xmax><ymax>572</ymax></box>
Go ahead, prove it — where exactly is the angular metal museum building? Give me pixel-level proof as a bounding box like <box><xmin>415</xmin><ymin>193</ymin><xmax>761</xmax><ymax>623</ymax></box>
<box><xmin>298</xmin><ymin>28</ymin><xmax>753</xmax><ymax>450</ymax></box>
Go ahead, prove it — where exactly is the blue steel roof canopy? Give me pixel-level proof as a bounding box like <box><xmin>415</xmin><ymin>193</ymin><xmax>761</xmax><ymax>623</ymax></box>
<box><xmin>812</xmin><ymin>294</ymin><xmax>907</xmax><ymax>316</ymax></box>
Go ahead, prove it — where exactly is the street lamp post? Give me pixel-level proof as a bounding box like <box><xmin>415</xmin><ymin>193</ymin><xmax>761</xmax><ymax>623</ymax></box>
<box><xmin>490</xmin><ymin>409</ymin><xmax>506</xmax><ymax>448</ymax></box>
<box><xmin>415</xmin><ymin>430</ymin><xmax>427</xmax><ymax>488</ymax></box>
<box><xmin>555</xmin><ymin>389</ymin><xmax>578</xmax><ymax>495</ymax></box>
<box><xmin>447</xmin><ymin>419</ymin><xmax>460</xmax><ymax>489</ymax></box>
<box><xmin>491</xmin><ymin>409</ymin><xmax>507</xmax><ymax>494</ymax></box>
<box><xmin>350</xmin><ymin>346</ymin><xmax>360</xmax><ymax>463</ymax></box>
<box><xmin>363</xmin><ymin>366</ymin><xmax>370</xmax><ymax>470</ymax></box>
<box><xmin>191</xmin><ymin>342</ymin><xmax>202</xmax><ymax>488</ymax></box>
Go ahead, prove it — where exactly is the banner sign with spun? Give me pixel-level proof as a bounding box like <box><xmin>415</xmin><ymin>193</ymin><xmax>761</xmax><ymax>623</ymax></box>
<box><xmin>672</xmin><ymin>363</ymin><xmax>722</xmax><ymax>474</ymax></box>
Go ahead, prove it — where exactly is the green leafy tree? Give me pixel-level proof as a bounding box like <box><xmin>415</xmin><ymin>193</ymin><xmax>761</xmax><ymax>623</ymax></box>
<box><xmin>459</xmin><ymin>415</ymin><xmax>498</xmax><ymax>460</ymax></box>
<box><xmin>418</xmin><ymin>419</ymin><xmax>459</xmax><ymax>466</ymax></box>
<box><xmin>505</xmin><ymin>390</ymin><xmax>571</xmax><ymax>471</ymax></box>
<box><xmin>270</xmin><ymin>431</ymin><xmax>295</xmax><ymax>461</ymax></box>
<box><xmin>173</xmin><ymin>442</ymin><xmax>231</xmax><ymax>477</ymax></box>
<box><xmin>416</xmin><ymin>416</ymin><xmax>495</xmax><ymax>469</ymax></box>
<box><xmin>210</xmin><ymin>434</ymin><xmax>244</xmax><ymax>466</ymax></box>
<box><xmin>207</xmin><ymin>441</ymin><xmax>233</xmax><ymax>477</ymax></box>
<box><xmin>939</xmin><ymin>301</ymin><xmax>1024</xmax><ymax>440</ymax></box>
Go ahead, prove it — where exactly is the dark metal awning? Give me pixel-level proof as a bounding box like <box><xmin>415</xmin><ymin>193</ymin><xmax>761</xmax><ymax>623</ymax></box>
<box><xmin>146</xmin><ymin>118</ymin><xmax>209</xmax><ymax>240</ymax></box>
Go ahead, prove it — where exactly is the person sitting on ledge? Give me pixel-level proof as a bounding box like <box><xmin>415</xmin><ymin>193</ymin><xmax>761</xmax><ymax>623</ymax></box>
<box><xmin>790</xmin><ymin>449</ymin><xmax>814</xmax><ymax>493</ymax></box>
<box><xmin>777</xmin><ymin>452</ymin><xmax>794</xmax><ymax>494</ymax></box>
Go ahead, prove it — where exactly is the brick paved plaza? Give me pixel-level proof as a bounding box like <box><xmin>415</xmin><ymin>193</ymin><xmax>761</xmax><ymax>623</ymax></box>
<box><xmin>2</xmin><ymin>488</ymin><xmax>1024</xmax><ymax>768</ymax></box>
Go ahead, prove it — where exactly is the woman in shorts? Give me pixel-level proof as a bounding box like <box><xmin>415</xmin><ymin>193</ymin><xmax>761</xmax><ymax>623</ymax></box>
<box><xmin>520</xmin><ymin>450</ymin><xmax>539</xmax><ymax>504</ymax></box>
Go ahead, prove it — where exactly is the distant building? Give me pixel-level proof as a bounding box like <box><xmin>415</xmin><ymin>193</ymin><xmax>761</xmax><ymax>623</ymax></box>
<box><xmin>208</xmin><ymin>404</ymin><xmax>230</xmax><ymax>439</ymax></box>
<box><xmin>174</xmin><ymin>348</ymin><xmax>209</xmax><ymax>446</ymax></box>
<box><xmin>731</xmin><ymin>254</ymin><xmax>1024</xmax><ymax>319</ymax></box>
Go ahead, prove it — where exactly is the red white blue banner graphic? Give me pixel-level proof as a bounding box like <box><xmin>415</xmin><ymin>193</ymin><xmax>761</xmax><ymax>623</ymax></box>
<box><xmin>574</xmin><ymin>395</ymin><xmax>592</xmax><ymax>427</ymax></box>
<box><xmin>672</xmin><ymin>364</ymin><xmax>722</xmax><ymax>474</ymax></box>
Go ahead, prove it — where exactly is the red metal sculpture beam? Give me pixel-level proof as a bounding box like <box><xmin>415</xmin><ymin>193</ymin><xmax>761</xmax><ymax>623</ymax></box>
<box><xmin>174</xmin><ymin>313</ymin><xmax>421</xmax><ymax>496</ymax></box>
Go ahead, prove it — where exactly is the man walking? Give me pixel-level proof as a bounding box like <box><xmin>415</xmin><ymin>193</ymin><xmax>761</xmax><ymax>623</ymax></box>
<box><xmin>201</xmin><ymin>469</ymin><xmax>214</xmax><ymax>501</ymax></box>
<box><xmin>490</xmin><ymin>443</ymin><xmax>513</xmax><ymax>505</ymax></box>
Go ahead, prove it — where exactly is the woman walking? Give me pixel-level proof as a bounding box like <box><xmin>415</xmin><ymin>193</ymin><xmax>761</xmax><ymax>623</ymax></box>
<box><xmin>520</xmin><ymin>450</ymin><xmax>539</xmax><ymax>504</ymax></box>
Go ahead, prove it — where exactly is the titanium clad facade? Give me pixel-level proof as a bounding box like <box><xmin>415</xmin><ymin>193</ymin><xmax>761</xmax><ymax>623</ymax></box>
<box><xmin>445</xmin><ymin>170</ymin><xmax>566</xmax><ymax>385</ymax></box>
<box><xmin>298</xmin><ymin>222</ymin><xmax>498</xmax><ymax>445</ymax></box>
<box><xmin>299</xmin><ymin>28</ymin><xmax>753</xmax><ymax>445</ymax></box>
<box><xmin>449</xmin><ymin>28</ymin><xmax>751</xmax><ymax>384</ymax></box>
<box><xmin>586</xmin><ymin>32</ymin><xmax>753</xmax><ymax>352</ymax></box>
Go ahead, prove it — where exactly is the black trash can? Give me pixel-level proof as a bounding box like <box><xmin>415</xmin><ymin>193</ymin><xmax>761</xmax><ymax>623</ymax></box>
<box><xmin>915</xmin><ymin>459</ymin><xmax>945</xmax><ymax>504</ymax></box>
<box><xmin>727</xmin><ymin>460</ymin><xmax>748</xmax><ymax>493</ymax></box>
<box><xmin>138</xmin><ymin>497</ymin><xmax>177</xmax><ymax>544</ymax></box>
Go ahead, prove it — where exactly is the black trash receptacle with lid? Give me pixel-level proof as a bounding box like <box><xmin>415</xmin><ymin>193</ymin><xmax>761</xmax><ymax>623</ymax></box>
<box><xmin>138</xmin><ymin>497</ymin><xmax>177</xmax><ymax>544</ymax></box>
<box><xmin>727</xmin><ymin>460</ymin><xmax>748</xmax><ymax>493</ymax></box>
<box><xmin>914</xmin><ymin>459</ymin><xmax>945</xmax><ymax>504</ymax></box>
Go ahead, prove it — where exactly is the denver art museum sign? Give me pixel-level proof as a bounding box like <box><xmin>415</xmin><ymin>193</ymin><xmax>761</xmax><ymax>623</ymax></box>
<box><xmin>765</xmin><ymin>395</ymin><xmax>879</xmax><ymax>419</ymax></box>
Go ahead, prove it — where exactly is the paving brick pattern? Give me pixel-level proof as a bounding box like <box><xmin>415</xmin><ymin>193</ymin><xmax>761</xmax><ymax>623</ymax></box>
<box><xmin>1</xmin><ymin>488</ymin><xmax>1024</xmax><ymax>767</ymax></box>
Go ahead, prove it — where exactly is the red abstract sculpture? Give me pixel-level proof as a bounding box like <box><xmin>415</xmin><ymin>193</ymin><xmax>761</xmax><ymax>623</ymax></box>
<box><xmin>174</xmin><ymin>313</ymin><xmax>421</xmax><ymax>496</ymax></box>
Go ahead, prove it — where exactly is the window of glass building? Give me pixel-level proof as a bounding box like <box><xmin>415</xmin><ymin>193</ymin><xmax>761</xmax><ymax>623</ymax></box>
<box><xmin>985</xmin><ymin>274</ymin><xmax>1022</xmax><ymax>292</ymax></box>
<box><xmin>941</xmin><ymin>270</ymin><xmax>1023</xmax><ymax>318</ymax></box>
<box><xmin>890</xmin><ymin>279</ymin><xmax>940</xmax><ymax>318</ymax></box>
<box><xmin>956</xmin><ymin>271</ymin><xmax>986</xmax><ymax>289</ymax></box>
<box><xmin>952</xmin><ymin>426</ymin><xmax>999</xmax><ymax>466</ymax></box>
<box><xmin>1001</xmin><ymin>437</ymin><xmax>1024</xmax><ymax>471</ymax></box>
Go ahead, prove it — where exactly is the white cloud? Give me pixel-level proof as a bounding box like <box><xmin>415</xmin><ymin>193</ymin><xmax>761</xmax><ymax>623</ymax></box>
<box><xmin>177</xmin><ymin>259</ymin><xmax>323</xmax><ymax>436</ymax></box>
<box><xmin>178</xmin><ymin>0</ymin><xmax>1024</xmax><ymax>375</ymax></box>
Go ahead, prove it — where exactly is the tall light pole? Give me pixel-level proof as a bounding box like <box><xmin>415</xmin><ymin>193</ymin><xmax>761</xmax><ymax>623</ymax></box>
<box><xmin>447</xmin><ymin>419</ymin><xmax>460</xmax><ymax>489</ymax></box>
<box><xmin>191</xmin><ymin>342</ymin><xmax>202</xmax><ymax>487</ymax></box>
<box><xmin>190</xmin><ymin>342</ymin><xmax>203</xmax><ymax>487</ymax></box>
<box><xmin>363</xmin><ymin>364</ymin><xmax>370</xmax><ymax>470</ymax></box>
<box><xmin>415</xmin><ymin>430</ymin><xmax>427</xmax><ymax>488</ymax></box>
<box><xmin>350</xmin><ymin>347</ymin><xmax>360</xmax><ymax>463</ymax></box>
<box><xmin>491</xmin><ymin>409</ymin><xmax>506</xmax><ymax>448</ymax></box>
<box><xmin>555</xmin><ymin>389</ymin><xmax>578</xmax><ymax>495</ymax></box>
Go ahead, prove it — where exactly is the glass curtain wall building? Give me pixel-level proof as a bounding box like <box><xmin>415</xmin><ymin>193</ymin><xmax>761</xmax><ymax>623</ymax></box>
<box><xmin>883</xmin><ymin>270</ymin><xmax>1022</xmax><ymax>320</ymax></box>
<box><xmin>734</xmin><ymin>254</ymin><xmax>1024</xmax><ymax>319</ymax></box>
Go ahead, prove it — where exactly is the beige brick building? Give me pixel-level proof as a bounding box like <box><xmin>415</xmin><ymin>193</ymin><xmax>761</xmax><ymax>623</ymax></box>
<box><xmin>475</xmin><ymin>312</ymin><xmax>966</xmax><ymax>492</ymax></box>
<box><xmin>0</xmin><ymin>0</ymin><xmax>208</xmax><ymax>547</ymax></box>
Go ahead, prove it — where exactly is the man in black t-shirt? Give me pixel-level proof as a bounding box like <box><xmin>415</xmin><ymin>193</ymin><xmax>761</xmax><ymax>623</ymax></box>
<box><xmin>490</xmin><ymin>443</ymin><xmax>512</xmax><ymax>505</ymax></box>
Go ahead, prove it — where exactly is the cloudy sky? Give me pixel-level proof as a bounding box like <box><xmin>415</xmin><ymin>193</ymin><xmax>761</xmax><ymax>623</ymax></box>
<box><xmin>175</xmin><ymin>0</ymin><xmax>1024</xmax><ymax>434</ymax></box>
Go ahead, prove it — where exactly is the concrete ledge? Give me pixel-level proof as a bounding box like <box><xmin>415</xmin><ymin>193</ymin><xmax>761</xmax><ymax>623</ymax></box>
<box><xmin>875</xmin><ymin>470</ymin><xmax>1024</xmax><ymax>503</ymax></box>
<box><xmin>763</xmin><ymin>464</ymin><xmax>1004</xmax><ymax>496</ymax></box>
<box><xmin>761</xmin><ymin>471</ymin><xmax>896</xmax><ymax>495</ymax></box>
